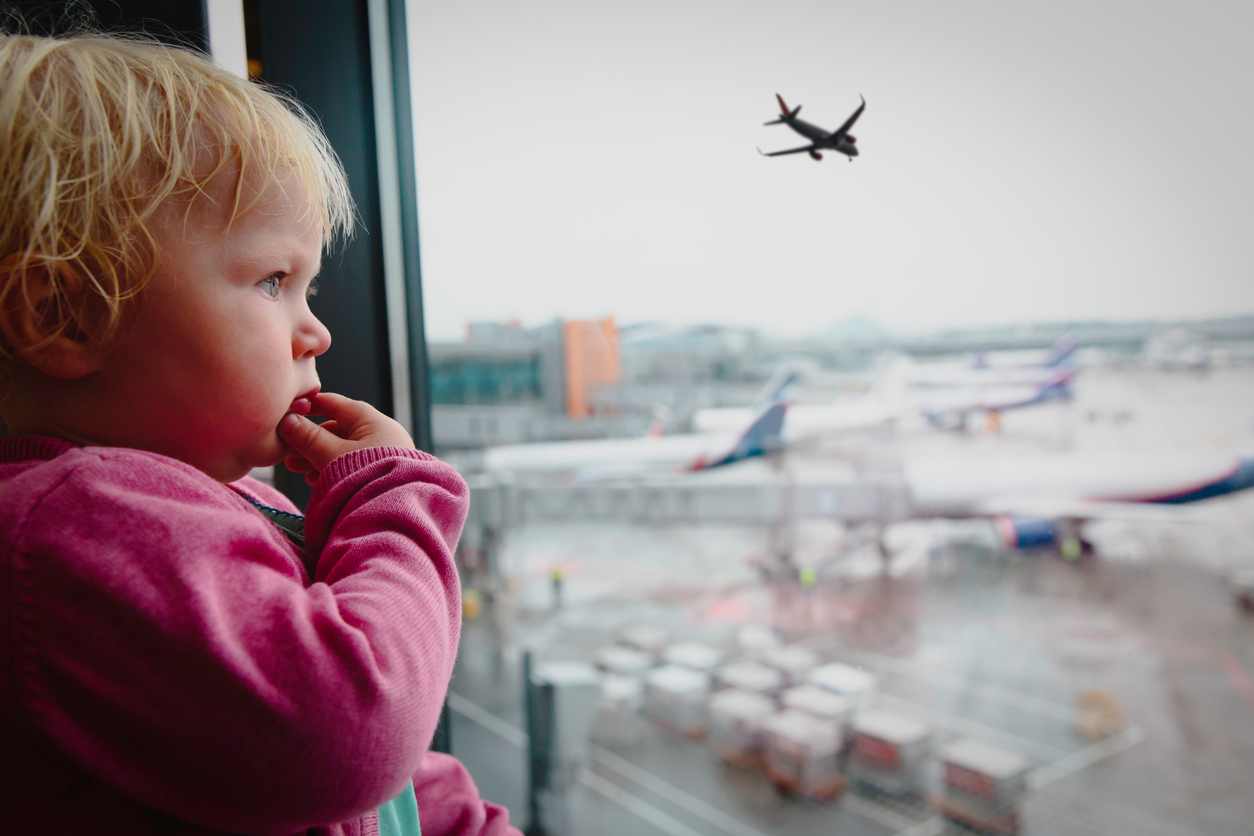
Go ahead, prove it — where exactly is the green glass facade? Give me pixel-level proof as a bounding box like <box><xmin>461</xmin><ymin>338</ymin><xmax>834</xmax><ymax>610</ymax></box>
<box><xmin>429</xmin><ymin>354</ymin><xmax>544</xmax><ymax>405</ymax></box>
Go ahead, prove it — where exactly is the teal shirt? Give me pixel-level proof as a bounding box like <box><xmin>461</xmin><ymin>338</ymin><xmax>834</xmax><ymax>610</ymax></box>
<box><xmin>378</xmin><ymin>784</ymin><xmax>421</xmax><ymax>836</ymax></box>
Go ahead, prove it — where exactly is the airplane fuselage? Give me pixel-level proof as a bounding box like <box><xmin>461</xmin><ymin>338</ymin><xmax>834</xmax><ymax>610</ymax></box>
<box><xmin>906</xmin><ymin>451</ymin><xmax>1254</xmax><ymax>518</ymax></box>
<box><xmin>475</xmin><ymin>402</ymin><xmax>788</xmax><ymax>482</ymax></box>
<box><xmin>785</xmin><ymin>116</ymin><xmax>858</xmax><ymax>157</ymax></box>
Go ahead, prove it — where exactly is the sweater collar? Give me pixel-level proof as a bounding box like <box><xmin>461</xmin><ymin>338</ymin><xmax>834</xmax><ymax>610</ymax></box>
<box><xmin>0</xmin><ymin>433</ymin><xmax>81</xmax><ymax>462</ymax></box>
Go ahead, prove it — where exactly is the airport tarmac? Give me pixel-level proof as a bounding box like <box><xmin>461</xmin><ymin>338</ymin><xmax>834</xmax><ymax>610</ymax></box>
<box><xmin>445</xmin><ymin>367</ymin><xmax>1254</xmax><ymax>835</ymax></box>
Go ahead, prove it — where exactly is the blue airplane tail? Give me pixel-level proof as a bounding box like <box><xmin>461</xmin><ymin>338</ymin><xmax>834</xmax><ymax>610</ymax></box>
<box><xmin>696</xmin><ymin>401</ymin><xmax>788</xmax><ymax>470</ymax></box>
<box><xmin>1047</xmin><ymin>337</ymin><xmax>1078</xmax><ymax>368</ymax></box>
<box><xmin>1037</xmin><ymin>369</ymin><xmax>1075</xmax><ymax>401</ymax></box>
<box><xmin>761</xmin><ymin>367</ymin><xmax>803</xmax><ymax>404</ymax></box>
<box><xmin>1141</xmin><ymin>455</ymin><xmax>1254</xmax><ymax>504</ymax></box>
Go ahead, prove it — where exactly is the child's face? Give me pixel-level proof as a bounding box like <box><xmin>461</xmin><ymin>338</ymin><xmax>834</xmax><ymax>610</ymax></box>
<box><xmin>88</xmin><ymin>174</ymin><xmax>331</xmax><ymax>481</ymax></box>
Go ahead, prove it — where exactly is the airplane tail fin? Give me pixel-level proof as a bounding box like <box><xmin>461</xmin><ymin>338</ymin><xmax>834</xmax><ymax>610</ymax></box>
<box><xmin>1047</xmin><ymin>336</ymin><xmax>1079</xmax><ymax>368</ymax></box>
<box><xmin>693</xmin><ymin>401</ymin><xmax>788</xmax><ymax>471</ymax></box>
<box><xmin>764</xmin><ymin>93</ymin><xmax>801</xmax><ymax>125</ymax></box>
<box><xmin>759</xmin><ymin>366</ymin><xmax>803</xmax><ymax>405</ymax></box>
<box><xmin>1037</xmin><ymin>368</ymin><xmax>1076</xmax><ymax>400</ymax></box>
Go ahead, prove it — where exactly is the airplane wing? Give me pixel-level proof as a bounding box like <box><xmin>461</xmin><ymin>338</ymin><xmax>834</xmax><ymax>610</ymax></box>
<box><xmin>757</xmin><ymin>144</ymin><xmax>817</xmax><ymax>157</ymax></box>
<box><xmin>831</xmin><ymin>95</ymin><xmax>866</xmax><ymax>138</ymax></box>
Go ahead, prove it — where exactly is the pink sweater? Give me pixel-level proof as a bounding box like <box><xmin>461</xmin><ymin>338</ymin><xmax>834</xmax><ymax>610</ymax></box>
<box><xmin>1</xmin><ymin>435</ymin><xmax>519</xmax><ymax>835</ymax></box>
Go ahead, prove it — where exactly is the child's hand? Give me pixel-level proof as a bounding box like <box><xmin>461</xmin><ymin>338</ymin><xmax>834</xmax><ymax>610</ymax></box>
<box><xmin>278</xmin><ymin>392</ymin><xmax>416</xmax><ymax>482</ymax></box>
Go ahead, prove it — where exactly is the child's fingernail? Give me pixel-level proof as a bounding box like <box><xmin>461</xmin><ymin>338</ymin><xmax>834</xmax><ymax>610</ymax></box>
<box><xmin>291</xmin><ymin>398</ymin><xmax>312</xmax><ymax>415</ymax></box>
<box><xmin>279</xmin><ymin>413</ymin><xmax>302</xmax><ymax>432</ymax></box>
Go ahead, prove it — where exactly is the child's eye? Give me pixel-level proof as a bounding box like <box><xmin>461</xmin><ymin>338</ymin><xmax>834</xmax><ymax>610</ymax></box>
<box><xmin>306</xmin><ymin>278</ymin><xmax>320</xmax><ymax>299</ymax></box>
<box><xmin>258</xmin><ymin>271</ymin><xmax>286</xmax><ymax>299</ymax></box>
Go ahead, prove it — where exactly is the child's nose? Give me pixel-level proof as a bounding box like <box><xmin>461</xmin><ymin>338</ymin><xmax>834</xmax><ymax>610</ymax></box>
<box><xmin>295</xmin><ymin>314</ymin><xmax>332</xmax><ymax>359</ymax></box>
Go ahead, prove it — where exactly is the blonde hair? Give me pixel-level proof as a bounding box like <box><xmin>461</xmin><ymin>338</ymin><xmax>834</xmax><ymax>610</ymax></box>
<box><xmin>0</xmin><ymin>31</ymin><xmax>355</xmax><ymax>365</ymax></box>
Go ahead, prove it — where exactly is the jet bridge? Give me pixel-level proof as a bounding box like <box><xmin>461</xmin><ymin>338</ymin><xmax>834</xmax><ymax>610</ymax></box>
<box><xmin>463</xmin><ymin>458</ymin><xmax>911</xmax><ymax>531</ymax></box>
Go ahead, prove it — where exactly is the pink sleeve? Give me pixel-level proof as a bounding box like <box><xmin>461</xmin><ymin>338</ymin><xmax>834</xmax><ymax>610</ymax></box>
<box><xmin>14</xmin><ymin>446</ymin><xmax>468</xmax><ymax>834</ymax></box>
<box><xmin>413</xmin><ymin>752</ymin><xmax>522</xmax><ymax>836</ymax></box>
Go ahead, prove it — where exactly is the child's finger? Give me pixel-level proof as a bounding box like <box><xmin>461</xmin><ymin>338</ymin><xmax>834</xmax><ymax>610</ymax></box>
<box><xmin>283</xmin><ymin>453</ymin><xmax>311</xmax><ymax>473</ymax></box>
<box><xmin>308</xmin><ymin>391</ymin><xmax>369</xmax><ymax>423</ymax></box>
<box><xmin>277</xmin><ymin>412</ymin><xmax>349</xmax><ymax>470</ymax></box>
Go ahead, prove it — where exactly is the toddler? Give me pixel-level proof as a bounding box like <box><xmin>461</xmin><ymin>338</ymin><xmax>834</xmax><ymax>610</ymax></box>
<box><xmin>0</xmin><ymin>31</ymin><xmax>517</xmax><ymax>835</ymax></box>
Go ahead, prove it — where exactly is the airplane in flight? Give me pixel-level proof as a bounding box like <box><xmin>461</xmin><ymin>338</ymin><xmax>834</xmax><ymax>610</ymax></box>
<box><xmin>468</xmin><ymin>399</ymin><xmax>789</xmax><ymax>483</ymax></box>
<box><xmin>757</xmin><ymin>93</ymin><xmax>866</xmax><ymax>162</ymax></box>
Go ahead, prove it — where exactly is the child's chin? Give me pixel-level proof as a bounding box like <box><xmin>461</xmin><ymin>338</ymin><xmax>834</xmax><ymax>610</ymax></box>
<box><xmin>233</xmin><ymin>436</ymin><xmax>285</xmax><ymax>477</ymax></box>
<box><xmin>255</xmin><ymin>441</ymin><xmax>286</xmax><ymax>469</ymax></box>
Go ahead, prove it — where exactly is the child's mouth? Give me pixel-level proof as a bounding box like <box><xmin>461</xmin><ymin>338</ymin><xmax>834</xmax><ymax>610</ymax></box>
<box><xmin>288</xmin><ymin>388</ymin><xmax>319</xmax><ymax>416</ymax></box>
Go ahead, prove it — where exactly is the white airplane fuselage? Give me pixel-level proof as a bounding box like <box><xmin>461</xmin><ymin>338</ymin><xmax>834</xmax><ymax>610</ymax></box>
<box><xmin>474</xmin><ymin>401</ymin><xmax>788</xmax><ymax>482</ymax></box>
<box><xmin>479</xmin><ymin>433</ymin><xmax>732</xmax><ymax>479</ymax></box>
<box><xmin>694</xmin><ymin>401</ymin><xmax>896</xmax><ymax>440</ymax></box>
<box><xmin>909</xmin><ymin>365</ymin><xmax>1072</xmax><ymax>390</ymax></box>
<box><xmin>906</xmin><ymin>450</ymin><xmax>1254</xmax><ymax>517</ymax></box>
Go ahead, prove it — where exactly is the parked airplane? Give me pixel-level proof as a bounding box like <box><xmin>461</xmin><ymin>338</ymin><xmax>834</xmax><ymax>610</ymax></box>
<box><xmin>905</xmin><ymin>448</ymin><xmax>1254</xmax><ymax>554</ymax></box>
<box><xmin>693</xmin><ymin>362</ymin><xmax>1072</xmax><ymax>439</ymax></box>
<box><xmin>757</xmin><ymin>93</ymin><xmax>865</xmax><ymax>162</ymax></box>
<box><xmin>918</xmin><ymin>368</ymin><xmax>1075</xmax><ymax>431</ymax></box>
<box><xmin>972</xmin><ymin>337</ymin><xmax>1078</xmax><ymax>371</ymax></box>
<box><xmin>471</xmin><ymin>400</ymin><xmax>788</xmax><ymax>482</ymax></box>
<box><xmin>909</xmin><ymin>338</ymin><xmax>1078</xmax><ymax>390</ymax></box>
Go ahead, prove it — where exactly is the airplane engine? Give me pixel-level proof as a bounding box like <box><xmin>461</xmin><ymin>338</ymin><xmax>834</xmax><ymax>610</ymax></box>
<box><xmin>995</xmin><ymin>516</ymin><xmax>1058</xmax><ymax>550</ymax></box>
<box><xmin>995</xmin><ymin>516</ymin><xmax>1093</xmax><ymax>558</ymax></box>
<box><xmin>809</xmin><ymin>150</ymin><xmax>823</xmax><ymax>161</ymax></box>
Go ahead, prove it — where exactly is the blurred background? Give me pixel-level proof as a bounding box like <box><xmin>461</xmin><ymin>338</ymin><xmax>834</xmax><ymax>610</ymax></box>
<box><xmin>406</xmin><ymin>5</ymin><xmax>1254</xmax><ymax>831</ymax></box>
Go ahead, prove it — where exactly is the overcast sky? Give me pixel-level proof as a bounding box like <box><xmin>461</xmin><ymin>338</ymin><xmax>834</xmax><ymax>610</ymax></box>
<box><xmin>405</xmin><ymin>0</ymin><xmax>1253</xmax><ymax>341</ymax></box>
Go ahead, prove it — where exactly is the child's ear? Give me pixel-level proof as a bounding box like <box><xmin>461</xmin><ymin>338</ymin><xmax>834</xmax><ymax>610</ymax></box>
<box><xmin>0</xmin><ymin>260</ymin><xmax>108</xmax><ymax>380</ymax></box>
